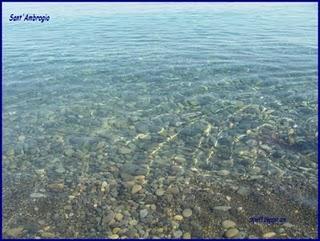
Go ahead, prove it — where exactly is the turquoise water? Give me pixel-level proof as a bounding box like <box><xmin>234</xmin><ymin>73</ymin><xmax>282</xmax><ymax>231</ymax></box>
<box><xmin>3</xmin><ymin>3</ymin><xmax>318</xmax><ymax>238</ymax></box>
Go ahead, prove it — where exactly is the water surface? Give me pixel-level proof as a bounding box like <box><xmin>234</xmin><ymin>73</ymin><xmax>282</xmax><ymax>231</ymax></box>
<box><xmin>3</xmin><ymin>3</ymin><xmax>318</xmax><ymax>238</ymax></box>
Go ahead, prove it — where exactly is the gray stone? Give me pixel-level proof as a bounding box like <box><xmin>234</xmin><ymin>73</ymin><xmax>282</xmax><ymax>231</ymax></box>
<box><xmin>156</xmin><ymin>188</ymin><xmax>165</xmax><ymax>196</ymax></box>
<box><xmin>103</xmin><ymin>211</ymin><xmax>115</xmax><ymax>225</ymax></box>
<box><xmin>222</xmin><ymin>220</ymin><xmax>236</xmax><ymax>229</ymax></box>
<box><xmin>224</xmin><ymin>228</ymin><xmax>239</xmax><ymax>238</ymax></box>
<box><xmin>237</xmin><ymin>186</ymin><xmax>250</xmax><ymax>196</ymax></box>
<box><xmin>283</xmin><ymin>222</ymin><xmax>294</xmax><ymax>228</ymax></box>
<box><xmin>65</xmin><ymin>149</ymin><xmax>74</xmax><ymax>157</ymax></box>
<box><xmin>119</xmin><ymin>146</ymin><xmax>132</xmax><ymax>155</ymax></box>
<box><xmin>262</xmin><ymin>232</ymin><xmax>276</xmax><ymax>238</ymax></box>
<box><xmin>213</xmin><ymin>206</ymin><xmax>231</xmax><ymax>211</ymax></box>
<box><xmin>140</xmin><ymin>209</ymin><xmax>148</xmax><ymax>219</ymax></box>
<box><xmin>217</xmin><ymin>170</ymin><xmax>230</xmax><ymax>176</ymax></box>
<box><xmin>30</xmin><ymin>193</ymin><xmax>47</xmax><ymax>198</ymax></box>
<box><xmin>173</xmin><ymin>230</ymin><xmax>183</xmax><ymax>238</ymax></box>
<box><xmin>6</xmin><ymin>227</ymin><xmax>24</xmax><ymax>237</ymax></box>
<box><xmin>55</xmin><ymin>166</ymin><xmax>65</xmax><ymax>174</ymax></box>
<box><xmin>182</xmin><ymin>209</ymin><xmax>193</xmax><ymax>218</ymax></box>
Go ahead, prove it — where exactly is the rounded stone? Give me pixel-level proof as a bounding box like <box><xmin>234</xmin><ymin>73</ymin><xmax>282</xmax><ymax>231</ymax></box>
<box><xmin>174</xmin><ymin>215</ymin><xmax>184</xmax><ymax>221</ymax></box>
<box><xmin>112</xmin><ymin>227</ymin><xmax>121</xmax><ymax>234</ymax></box>
<box><xmin>6</xmin><ymin>227</ymin><xmax>24</xmax><ymax>237</ymax></box>
<box><xmin>222</xmin><ymin>220</ymin><xmax>236</xmax><ymax>229</ymax></box>
<box><xmin>132</xmin><ymin>184</ymin><xmax>142</xmax><ymax>194</ymax></box>
<box><xmin>182</xmin><ymin>208</ymin><xmax>193</xmax><ymax>218</ymax></box>
<box><xmin>183</xmin><ymin>232</ymin><xmax>191</xmax><ymax>239</ymax></box>
<box><xmin>156</xmin><ymin>188</ymin><xmax>165</xmax><ymax>196</ymax></box>
<box><xmin>214</xmin><ymin>206</ymin><xmax>231</xmax><ymax>211</ymax></box>
<box><xmin>115</xmin><ymin>213</ymin><xmax>123</xmax><ymax>221</ymax></box>
<box><xmin>173</xmin><ymin>230</ymin><xmax>183</xmax><ymax>238</ymax></box>
<box><xmin>224</xmin><ymin>228</ymin><xmax>239</xmax><ymax>238</ymax></box>
<box><xmin>129</xmin><ymin>219</ymin><xmax>138</xmax><ymax>226</ymax></box>
<box><xmin>47</xmin><ymin>183</ymin><xmax>64</xmax><ymax>192</ymax></box>
<box><xmin>263</xmin><ymin>232</ymin><xmax>276</xmax><ymax>238</ymax></box>
<box><xmin>119</xmin><ymin>147</ymin><xmax>132</xmax><ymax>155</ymax></box>
<box><xmin>139</xmin><ymin>209</ymin><xmax>148</xmax><ymax>219</ymax></box>
<box><xmin>283</xmin><ymin>222</ymin><xmax>294</xmax><ymax>228</ymax></box>
<box><xmin>217</xmin><ymin>170</ymin><xmax>230</xmax><ymax>176</ymax></box>
<box><xmin>103</xmin><ymin>211</ymin><xmax>115</xmax><ymax>225</ymax></box>
<box><xmin>109</xmin><ymin>234</ymin><xmax>119</xmax><ymax>239</ymax></box>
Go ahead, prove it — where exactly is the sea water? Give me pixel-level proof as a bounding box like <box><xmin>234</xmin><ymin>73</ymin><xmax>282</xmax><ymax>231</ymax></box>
<box><xmin>3</xmin><ymin>3</ymin><xmax>318</xmax><ymax>238</ymax></box>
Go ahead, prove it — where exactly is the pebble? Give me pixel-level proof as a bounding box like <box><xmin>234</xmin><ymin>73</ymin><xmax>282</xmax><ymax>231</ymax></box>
<box><xmin>113</xmin><ymin>228</ymin><xmax>121</xmax><ymax>234</ymax></box>
<box><xmin>283</xmin><ymin>222</ymin><xmax>294</xmax><ymax>228</ymax></box>
<box><xmin>18</xmin><ymin>135</ymin><xmax>26</xmax><ymax>142</ymax></box>
<box><xmin>173</xmin><ymin>230</ymin><xmax>183</xmax><ymax>238</ymax></box>
<box><xmin>260</xmin><ymin>144</ymin><xmax>272</xmax><ymax>153</ymax></box>
<box><xmin>224</xmin><ymin>228</ymin><xmax>239</xmax><ymax>238</ymax></box>
<box><xmin>109</xmin><ymin>234</ymin><xmax>119</xmax><ymax>239</ymax></box>
<box><xmin>237</xmin><ymin>186</ymin><xmax>250</xmax><ymax>196</ymax></box>
<box><xmin>103</xmin><ymin>211</ymin><xmax>115</xmax><ymax>224</ymax></box>
<box><xmin>183</xmin><ymin>232</ymin><xmax>191</xmax><ymax>239</ymax></box>
<box><xmin>217</xmin><ymin>170</ymin><xmax>230</xmax><ymax>176</ymax></box>
<box><xmin>55</xmin><ymin>166</ymin><xmax>65</xmax><ymax>174</ymax></box>
<box><xmin>101</xmin><ymin>181</ymin><xmax>109</xmax><ymax>192</ymax></box>
<box><xmin>65</xmin><ymin>149</ymin><xmax>74</xmax><ymax>157</ymax></box>
<box><xmin>47</xmin><ymin>183</ymin><xmax>64</xmax><ymax>192</ymax></box>
<box><xmin>249</xmin><ymin>175</ymin><xmax>264</xmax><ymax>180</ymax></box>
<box><xmin>35</xmin><ymin>169</ymin><xmax>46</xmax><ymax>176</ymax></box>
<box><xmin>222</xmin><ymin>220</ymin><xmax>236</xmax><ymax>229</ymax></box>
<box><xmin>30</xmin><ymin>193</ymin><xmax>47</xmax><ymax>199</ymax></box>
<box><xmin>174</xmin><ymin>156</ymin><xmax>186</xmax><ymax>163</ymax></box>
<box><xmin>115</xmin><ymin>213</ymin><xmax>124</xmax><ymax>221</ymax></box>
<box><xmin>250</xmin><ymin>166</ymin><xmax>261</xmax><ymax>174</ymax></box>
<box><xmin>6</xmin><ymin>227</ymin><xmax>24</xmax><ymax>237</ymax></box>
<box><xmin>132</xmin><ymin>184</ymin><xmax>142</xmax><ymax>194</ymax></box>
<box><xmin>263</xmin><ymin>232</ymin><xmax>276</xmax><ymax>238</ymax></box>
<box><xmin>237</xmin><ymin>207</ymin><xmax>243</xmax><ymax>212</ymax></box>
<box><xmin>182</xmin><ymin>208</ymin><xmax>193</xmax><ymax>218</ymax></box>
<box><xmin>171</xmin><ymin>221</ymin><xmax>179</xmax><ymax>229</ymax></box>
<box><xmin>134</xmin><ymin>175</ymin><xmax>145</xmax><ymax>184</ymax></box>
<box><xmin>41</xmin><ymin>232</ymin><xmax>55</xmax><ymax>238</ymax></box>
<box><xmin>174</xmin><ymin>215</ymin><xmax>184</xmax><ymax>221</ymax></box>
<box><xmin>140</xmin><ymin>209</ymin><xmax>148</xmax><ymax>219</ymax></box>
<box><xmin>119</xmin><ymin>147</ymin><xmax>132</xmax><ymax>155</ymax></box>
<box><xmin>213</xmin><ymin>206</ymin><xmax>231</xmax><ymax>211</ymax></box>
<box><xmin>155</xmin><ymin>188</ymin><xmax>165</xmax><ymax>196</ymax></box>
<box><xmin>38</xmin><ymin>220</ymin><xmax>45</xmax><ymax>225</ymax></box>
<box><xmin>129</xmin><ymin>219</ymin><xmax>138</xmax><ymax>226</ymax></box>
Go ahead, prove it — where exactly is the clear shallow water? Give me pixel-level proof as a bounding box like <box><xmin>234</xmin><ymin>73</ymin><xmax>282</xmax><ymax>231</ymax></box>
<box><xmin>3</xmin><ymin>3</ymin><xmax>318</xmax><ymax>238</ymax></box>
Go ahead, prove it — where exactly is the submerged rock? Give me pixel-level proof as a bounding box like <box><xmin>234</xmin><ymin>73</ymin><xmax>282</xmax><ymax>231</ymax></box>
<box><xmin>224</xmin><ymin>228</ymin><xmax>239</xmax><ymax>238</ymax></box>
<box><xmin>102</xmin><ymin>211</ymin><xmax>115</xmax><ymax>225</ymax></box>
<box><xmin>263</xmin><ymin>232</ymin><xmax>276</xmax><ymax>238</ymax></box>
<box><xmin>214</xmin><ymin>206</ymin><xmax>231</xmax><ymax>212</ymax></box>
<box><xmin>155</xmin><ymin>188</ymin><xmax>165</xmax><ymax>196</ymax></box>
<box><xmin>182</xmin><ymin>208</ymin><xmax>193</xmax><ymax>218</ymax></box>
<box><xmin>6</xmin><ymin>227</ymin><xmax>24</xmax><ymax>237</ymax></box>
<box><xmin>30</xmin><ymin>193</ymin><xmax>47</xmax><ymax>199</ymax></box>
<box><xmin>174</xmin><ymin>215</ymin><xmax>183</xmax><ymax>221</ymax></box>
<box><xmin>119</xmin><ymin>146</ymin><xmax>132</xmax><ymax>155</ymax></box>
<box><xmin>173</xmin><ymin>230</ymin><xmax>183</xmax><ymax>238</ymax></box>
<box><xmin>217</xmin><ymin>170</ymin><xmax>230</xmax><ymax>176</ymax></box>
<box><xmin>140</xmin><ymin>209</ymin><xmax>148</xmax><ymax>219</ymax></box>
<box><xmin>131</xmin><ymin>184</ymin><xmax>142</xmax><ymax>194</ymax></box>
<box><xmin>222</xmin><ymin>220</ymin><xmax>236</xmax><ymax>229</ymax></box>
<box><xmin>47</xmin><ymin>183</ymin><xmax>64</xmax><ymax>192</ymax></box>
